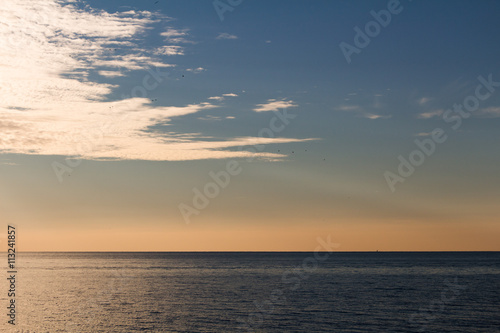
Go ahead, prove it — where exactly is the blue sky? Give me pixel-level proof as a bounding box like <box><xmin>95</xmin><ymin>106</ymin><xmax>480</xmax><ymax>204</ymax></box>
<box><xmin>1</xmin><ymin>0</ymin><xmax>499</xmax><ymax>250</ymax></box>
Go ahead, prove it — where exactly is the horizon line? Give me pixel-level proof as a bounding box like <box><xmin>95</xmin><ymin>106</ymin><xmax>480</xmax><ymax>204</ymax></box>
<box><xmin>7</xmin><ymin>250</ymin><xmax>500</xmax><ymax>253</ymax></box>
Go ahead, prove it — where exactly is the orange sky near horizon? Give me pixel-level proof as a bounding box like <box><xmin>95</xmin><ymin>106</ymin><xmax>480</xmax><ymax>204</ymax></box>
<box><xmin>9</xmin><ymin>220</ymin><xmax>500</xmax><ymax>252</ymax></box>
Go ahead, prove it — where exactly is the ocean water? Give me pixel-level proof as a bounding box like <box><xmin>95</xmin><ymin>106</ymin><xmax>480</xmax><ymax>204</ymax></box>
<box><xmin>3</xmin><ymin>252</ymin><xmax>499</xmax><ymax>332</ymax></box>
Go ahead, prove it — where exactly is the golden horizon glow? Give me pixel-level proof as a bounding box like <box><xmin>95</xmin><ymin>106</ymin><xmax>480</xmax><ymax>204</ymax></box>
<box><xmin>9</xmin><ymin>221</ymin><xmax>499</xmax><ymax>252</ymax></box>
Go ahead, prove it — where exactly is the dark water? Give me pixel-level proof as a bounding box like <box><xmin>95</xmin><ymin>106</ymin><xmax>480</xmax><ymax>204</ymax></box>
<box><xmin>3</xmin><ymin>252</ymin><xmax>499</xmax><ymax>332</ymax></box>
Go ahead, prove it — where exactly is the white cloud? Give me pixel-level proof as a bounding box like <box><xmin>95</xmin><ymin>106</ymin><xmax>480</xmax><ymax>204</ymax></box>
<box><xmin>154</xmin><ymin>46</ymin><xmax>184</xmax><ymax>56</ymax></box>
<box><xmin>417</xmin><ymin>109</ymin><xmax>444</xmax><ymax>119</ymax></box>
<box><xmin>157</xmin><ymin>28</ymin><xmax>193</xmax><ymax>56</ymax></box>
<box><xmin>207</xmin><ymin>93</ymin><xmax>237</xmax><ymax>101</ymax></box>
<box><xmin>160</xmin><ymin>28</ymin><xmax>191</xmax><ymax>43</ymax></box>
<box><xmin>98</xmin><ymin>70</ymin><xmax>124</xmax><ymax>77</ymax></box>
<box><xmin>0</xmin><ymin>1</ymin><xmax>313</xmax><ymax>162</ymax></box>
<box><xmin>362</xmin><ymin>113</ymin><xmax>391</xmax><ymax>120</ymax></box>
<box><xmin>186</xmin><ymin>67</ymin><xmax>205</xmax><ymax>73</ymax></box>
<box><xmin>216</xmin><ymin>32</ymin><xmax>238</xmax><ymax>40</ymax></box>
<box><xmin>253</xmin><ymin>99</ymin><xmax>297</xmax><ymax>112</ymax></box>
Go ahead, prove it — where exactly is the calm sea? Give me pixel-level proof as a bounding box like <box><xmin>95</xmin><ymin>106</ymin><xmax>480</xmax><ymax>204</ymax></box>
<box><xmin>3</xmin><ymin>252</ymin><xmax>499</xmax><ymax>332</ymax></box>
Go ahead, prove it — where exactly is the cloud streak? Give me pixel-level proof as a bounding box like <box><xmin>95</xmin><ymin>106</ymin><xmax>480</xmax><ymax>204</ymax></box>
<box><xmin>253</xmin><ymin>99</ymin><xmax>297</xmax><ymax>112</ymax></box>
<box><xmin>216</xmin><ymin>32</ymin><xmax>238</xmax><ymax>40</ymax></box>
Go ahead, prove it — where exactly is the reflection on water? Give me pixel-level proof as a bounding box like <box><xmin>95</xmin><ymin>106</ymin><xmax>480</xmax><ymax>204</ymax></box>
<box><xmin>3</xmin><ymin>252</ymin><xmax>499</xmax><ymax>332</ymax></box>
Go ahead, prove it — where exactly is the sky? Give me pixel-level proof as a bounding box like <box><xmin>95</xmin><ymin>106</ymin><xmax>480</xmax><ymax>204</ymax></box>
<box><xmin>1</xmin><ymin>0</ymin><xmax>499</xmax><ymax>251</ymax></box>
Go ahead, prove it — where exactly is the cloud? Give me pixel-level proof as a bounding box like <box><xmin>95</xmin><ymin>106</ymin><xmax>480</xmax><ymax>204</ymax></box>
<box><xmin>476</xmin><ymin>106</ymin><xmax>500</xmax><ymax>118</ymax></box>
<box><xmin>253</xmin><ymin>99</ymin><xmax>298</xmax><ymax>112</ymax></box>
<box><xmin>335</xmin><ymin>103</ymin><xmax>390</xmax><ymax>120</ymax></box>
<box><xmin>418</xmin><ymin>97</ymin><xmax>431</xmax><ymax>105</ymax></box>
<box><xmin>417</xmin><ymin>109</ymin><xmax>444</xmax><ymax>119</ymax></box>
<box><xmin>417</xmin><ymin>106</ymin><xmax>500</xmax><ymax>120</ymax></box>
<box><xmin>336</xmin><ymin>105</ymin><xmax>360</xmax><ymax>111</ymax></box>
<box><xmin>207</xmin><ymin>93</ymin><xmax>238</xmax><ymax>101</ymax></box>
<box><xmin>0</xmin><ymin>161</ymin><xmax>19</xmax><ymax>166</ymax></box>
<box><xmin>98</xmin><ymin>70</ymin><xmax>125</xmax><ymax>77</ymax></box>
<box><xmin>216</xmin><ymin>32</ymin><xmax>238</xmax><ymax>40</ymax></box>
<box><xmin>160</xmin><ymin>28</ymin><xmax>191</xmax><ymax>44</ymax></box>
<box><xmin>154</xmin><ymin>46</ymin><xmax>184</xmax><ymax>56</ymax></box>
<box><xmin>198</xmin><ymin>115</ymin><xmax>223</xmax><ymax>121</ymax></box>
<box><xmin>0</xmin><ymin>1</ymin><xmax>315</xmax><ymax>162</ymax></box>
<box><xmin>1</xmin><ymin>96</ymin><xmax>312</xmax><ymax>161</ymax></box>
<box><xmin>186</xmin><ymin>67</ymin><xmax>205</xmax><ymax>74</ymax></box>
<box><xmin>361</xmin><ymin>113</ymin><xmax>391</xmax><ymax>120</ymax></box>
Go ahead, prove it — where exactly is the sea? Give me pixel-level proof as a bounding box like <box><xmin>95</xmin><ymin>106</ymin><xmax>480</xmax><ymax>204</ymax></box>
<box><xmin>3</xmin><ymin>252</ymin><xmax>499</xmax><ymax>332</ymax></box>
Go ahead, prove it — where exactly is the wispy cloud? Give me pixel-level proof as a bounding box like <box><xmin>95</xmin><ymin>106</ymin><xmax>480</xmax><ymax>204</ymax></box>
<box><xmin>335</xmin><ymin>103</ymin><xmax>390</xmax><ymax>120</ymax></box>
<box><xmin>253</xmin><ymin>99</ymin><xmax>297</xmax><ymax>112</ymax></box>
<box><xmin>154</xmin><ymin>46</ymin><xmax>184</xmax><ymax>56</ymax></box>
<box><xmin>336</xmin><ymin>105</ymin><xmax>360</xmax><ymax>111</ymax></box>
<box><xmin>418</xmin><ymin>97</ymin><xmax>431</xmax><ymax>105</ymax></box>
<box><xmin>361</xmin><ymin>113</ymin><xmax>391</xmax><ymax>120</ymax></box>
<box><xmin>98</xmin><ymin>70</ymin><xmax>125</xmax><ymax>78</ymax></box>
<box><xmin>417</xmin><ymin>109</ymin><xmax>444</xmax><ymax>119</ymax></box>
<box><xmin>198</xmin><ymin>115</ymin><xmax>224</xmax><ymax>121</ymax></box>
<box><xmin>207</xmin><ymin>93</ymin><xmax>238</xmax><ymax>101</ymax></box>
<box><xmin>476</xmin><ymin>106</ymin><xmax>500</xmax><ymax>118</ymax></box>
<box><xmin>216</xmin><ymin>32</ymin><xmax>238</xmax><ymax>40</ymax></box>
<box><xmin>186</xmin><ymin>67</ymin><xmax>205</xmax><ymax>74</ymax></box>
<box><xmin>160</xmin><ymin>28</ymin><xmax>191</xmax><ymax>44</ymax></box>
<box><xmin>0</xmin><ymin>1</ymin><xmax>312</xmax><ymax>161</ymax></box>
